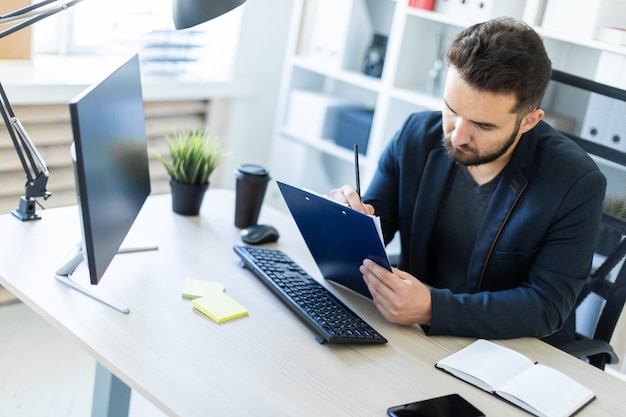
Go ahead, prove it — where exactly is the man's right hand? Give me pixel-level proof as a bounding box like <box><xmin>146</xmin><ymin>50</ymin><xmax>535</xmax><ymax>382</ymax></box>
<box><xmin>328</xmin><ymin>185</ymin><xmax>375</xmax><ymax>215</ymax></box>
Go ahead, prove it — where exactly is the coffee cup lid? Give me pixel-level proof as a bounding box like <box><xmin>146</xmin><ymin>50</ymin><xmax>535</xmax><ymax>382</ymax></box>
<box><xmin>235</xmin><ymin>164</ymin><xmax>270</xmax><ymax>180</ymax></box>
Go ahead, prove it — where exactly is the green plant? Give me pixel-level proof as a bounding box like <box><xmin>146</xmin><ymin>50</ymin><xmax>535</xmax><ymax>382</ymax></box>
<box><xmin>603</xmin><ymin>195</ymin><xmax>626</xmax><ymax>219</ymax></box>
<box><xmin>600</xmin><ymin>194</ymin><xmax>626</xmax><ymax>237</ymax></box>
<box><xmin>154</xmin><ymin>129</ymin><xmax>223</xmax><ymax>186</ymax></box>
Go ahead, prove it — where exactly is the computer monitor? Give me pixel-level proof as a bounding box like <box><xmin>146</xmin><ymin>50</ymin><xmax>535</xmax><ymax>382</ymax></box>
<box><xmin>55</xmin><ymin>53</ymin><xmax>151</xmax><ymax>313</ymax></box>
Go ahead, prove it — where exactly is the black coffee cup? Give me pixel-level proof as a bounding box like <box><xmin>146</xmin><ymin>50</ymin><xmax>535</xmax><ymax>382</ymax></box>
<box><xmin>234</xmin><ymin>164</ymin><xmax>270</xmax><ymax>228</ymax></box>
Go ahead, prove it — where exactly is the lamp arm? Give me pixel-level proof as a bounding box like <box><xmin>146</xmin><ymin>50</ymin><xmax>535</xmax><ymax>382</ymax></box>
<box><xmin>1</xmin><ymin>0</ymin><xmax>57</xmax><ymax>21</ymax></box>
<box><xmin>0</xmin><ymin>83</ymin><xmax>51</xmax><ymax>201</ymax></box>
<box><xmin>0</xmin><ymin>0</ymin><xmax>87</xmax><ymax>220</ymax></box>
<box><xmin>0</xmin><ymin>0</ymin><xmax>85</xmax><ymax>39</ymax></box>
<box><xmin>12</xmin><ymin>113</ymin><xmax>51</xmax><ymax>199</ymax></box>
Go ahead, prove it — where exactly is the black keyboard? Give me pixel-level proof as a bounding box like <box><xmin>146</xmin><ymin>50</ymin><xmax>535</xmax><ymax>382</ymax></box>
<box><xmin>233</xmin><ymin>245</ymin><xmax>387</xmax><ymax>344</ymax></box>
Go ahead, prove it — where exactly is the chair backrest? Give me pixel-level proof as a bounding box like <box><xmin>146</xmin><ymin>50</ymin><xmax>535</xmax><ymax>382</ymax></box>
<box><xmin>541</xmin><ymin>70</ymin><xmax>626</xmax><ymax>368</ymax></box>
<box><xmin>576</xmin><ymin>215</ymin><xmax>626</xmax><ymax>344</ymax></box>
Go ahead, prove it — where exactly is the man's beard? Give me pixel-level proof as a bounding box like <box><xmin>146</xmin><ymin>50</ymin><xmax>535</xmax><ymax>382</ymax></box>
<box><xmin>442</xmin><ymin>121</ymin><xmax>521</xmax><ymax>166</ymax></box>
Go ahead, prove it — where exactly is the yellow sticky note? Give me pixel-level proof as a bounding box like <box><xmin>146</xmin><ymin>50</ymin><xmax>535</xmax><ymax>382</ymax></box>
<box><xmin>182</xmin><ymin>279</ymin><xmax>225</xmax><ymax>299</ymax></box>
<box><xmin>192</xmin><ymin>292</ymin><xmax>248</xmax><ymax>323</ymax></box>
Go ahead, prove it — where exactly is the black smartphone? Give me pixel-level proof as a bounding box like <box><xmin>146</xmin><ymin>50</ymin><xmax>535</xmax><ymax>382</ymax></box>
<box><xmin>387</xmin><ymin>394</ymin><xmax>485</xmax><ymax>417</ymax></box>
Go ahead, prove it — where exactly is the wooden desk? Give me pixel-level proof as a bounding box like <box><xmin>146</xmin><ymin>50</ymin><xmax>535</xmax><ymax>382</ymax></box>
<box><xmin>1</xmin><ymin>190</ymin><xmax>625</xmax><ymax>417</ymax></box>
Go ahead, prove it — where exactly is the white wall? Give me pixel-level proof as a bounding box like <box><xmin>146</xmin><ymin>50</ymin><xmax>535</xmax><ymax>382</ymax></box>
<box><xmin>221</xmin><ymin>0</ymin><xmax>297</xmax><ymax>191</ymax></box>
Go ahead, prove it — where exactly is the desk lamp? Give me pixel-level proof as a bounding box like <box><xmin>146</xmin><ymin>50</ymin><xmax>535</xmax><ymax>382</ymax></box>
<box><xmin>1</xmin><ymin>0</ymin><xmax>246</xmax><ymax>221</ymax></box>
<box><xmin>173</xmin><ymin>0</ymin><xmax>246</xmax><ymax>30</ymax></box>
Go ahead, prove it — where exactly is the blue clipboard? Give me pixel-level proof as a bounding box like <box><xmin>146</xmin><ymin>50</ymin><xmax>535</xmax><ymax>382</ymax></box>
<box><xmin>277</xmin><ymin>181</ymin><xmax>392</xmax><ymax>298</ymax></box>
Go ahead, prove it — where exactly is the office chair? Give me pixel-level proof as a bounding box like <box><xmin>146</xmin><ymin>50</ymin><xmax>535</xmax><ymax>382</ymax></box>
<box><xmin>557</xmin><ymin>215</ymin><xmax>626</xmax><ymax>370</ymax></box>
<box><xmin>543</xmin><ymin>70</ymin><xmax>626</xmax><ymax>370</ymax></box>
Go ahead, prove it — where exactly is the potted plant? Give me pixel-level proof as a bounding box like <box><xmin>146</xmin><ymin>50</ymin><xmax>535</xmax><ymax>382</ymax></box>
<box><xmin>154</xmin><ymin>128</ymin><xmax>223</xmax><ymax>215</ymax></box>
<box><xmin>596</xmin><ymin>194</ymin><xmax>626</xmax><ymax>256</ymax></box>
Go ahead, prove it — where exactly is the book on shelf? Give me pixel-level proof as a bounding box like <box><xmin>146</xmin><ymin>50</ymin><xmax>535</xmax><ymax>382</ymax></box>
<box><xmin>408</xmin><ymin>0</ymin><xmax>435</xmax><ymax>10</ymax></box>
<box><xmin>436</xmin><ymin>339</ymin><xmax>595</xmax><ymax>417</ymax></box>
<box><xmin>596</xmin><ymin>27</ymin><xmax>626</xmax><ymax>46</ymax></box>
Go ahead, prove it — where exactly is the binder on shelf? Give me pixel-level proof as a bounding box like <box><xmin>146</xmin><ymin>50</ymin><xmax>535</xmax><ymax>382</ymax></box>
<box><xmin>284</xmin><ymin>90</ymin><xmax>359</xmax><ymax>142</ymax></box>
<box><xmin>295</xmin><ymin>0</ymin><xmax>318</xmax><ymax>57</ymax></box>
<box><xmin>307</xmin><ymin>0</ymin><xmax>373</xmax><ymax>70</ymax></box>
<box><xmin>434</xmin><ymin>0</ymin><xmax>526</xmax><ymax>23</ymax></box>
<box><xmin>542</xmin><ymin>0</ymin><xmax>626</xmax><ymax>40</ymax></box>
<box><xmin>333</xmin><ymin>107</ymin><xmax>374</xmax><ymax>155</ymax></box>
<box><xmin>581</xmin><ymin>93</ymin><xmax>626</xmax><ymax>152</ymax></box>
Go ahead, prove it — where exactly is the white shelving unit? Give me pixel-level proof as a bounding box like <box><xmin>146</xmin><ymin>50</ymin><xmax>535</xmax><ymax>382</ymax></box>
<box><xmin>266</xmin><ymin>0</ymin><xmax>626</xmax><ymax>203</ymax></box>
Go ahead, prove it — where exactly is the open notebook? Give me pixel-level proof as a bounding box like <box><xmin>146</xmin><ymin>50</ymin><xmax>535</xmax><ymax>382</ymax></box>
<box><xmin>436</xmin><ymin>339</ymin><xmax>595</xmax><ymax>417</ymax></box>
<box><xmin>277</xmin><ymin>181</ymin><xmax>391</xmax><ymax>298</ymax></box>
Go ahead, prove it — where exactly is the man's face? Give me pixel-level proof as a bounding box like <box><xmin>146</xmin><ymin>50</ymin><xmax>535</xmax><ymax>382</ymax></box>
<box><xmin>441</xmin><ymin>68</ymin><xmax>523</xmax><ymax>167</ymax></box>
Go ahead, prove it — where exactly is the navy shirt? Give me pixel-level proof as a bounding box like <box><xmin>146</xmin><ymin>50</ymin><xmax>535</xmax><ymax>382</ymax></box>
<box><xmin>431</xmin><ymin>165</ymin><xmax>500</xmax><ymax>292</ymax></box>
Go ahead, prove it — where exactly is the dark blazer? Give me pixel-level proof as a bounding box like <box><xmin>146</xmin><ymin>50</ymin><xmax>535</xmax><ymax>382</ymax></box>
<box><xmin>364</xmin><ymin>111</ymin><xmax>606</xmax><ymax>344</ymax></box>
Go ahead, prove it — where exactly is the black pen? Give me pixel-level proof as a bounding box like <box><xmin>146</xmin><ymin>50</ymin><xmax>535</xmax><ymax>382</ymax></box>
<box><xmin>354</xmin><ymin>144</ymin><xmax>361</xmax><ymax>197</ymax></box>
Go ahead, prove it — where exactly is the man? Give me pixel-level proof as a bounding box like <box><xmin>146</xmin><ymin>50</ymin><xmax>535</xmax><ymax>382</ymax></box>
<box><xmin>330</xmin><ymin>17</ymin><xmax>606</xmax><ymax>345</ymax></box>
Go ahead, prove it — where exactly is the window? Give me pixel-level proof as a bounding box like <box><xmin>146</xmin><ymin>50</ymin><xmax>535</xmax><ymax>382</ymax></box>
<box><xmin>33</xmin><ymin>0</ymin><xmax>243</xmax><ymax>76</ymax></box>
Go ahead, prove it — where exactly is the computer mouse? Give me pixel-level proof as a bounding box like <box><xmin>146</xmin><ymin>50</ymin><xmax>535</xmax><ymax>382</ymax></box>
<box><xmin>240</xmin><ymin>224</ymin><xmax>280</xmax><ymax>245</ymax></box>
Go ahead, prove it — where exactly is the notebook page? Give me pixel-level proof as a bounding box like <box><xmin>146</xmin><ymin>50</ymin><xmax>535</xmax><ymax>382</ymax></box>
<box><xmin>437</xmin><ymin>339</ymin><xmax>534</xmax><ymax>392</ymax></box>
<box><xmin>495</xmin><ymin>364</ymin><xmax>594</xmax><ymax>417</ymax></box>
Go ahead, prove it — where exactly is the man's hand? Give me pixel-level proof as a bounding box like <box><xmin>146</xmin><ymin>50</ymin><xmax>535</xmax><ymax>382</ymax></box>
<box><xmin>360</xmin><ymin>259</ymin><xmax>432</xmax><ymax>326</ymax></box>
<box><xmin>329</xmin><ymin>185</ymin><xmax>375</xmax><ymax>215</ymax></box>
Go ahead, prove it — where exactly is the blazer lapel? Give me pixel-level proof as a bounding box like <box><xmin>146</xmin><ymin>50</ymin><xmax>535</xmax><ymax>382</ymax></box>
<box><xmin>409</xmin><ymin>148</ymin><xmax>454</xmax><ymax>278</ymax></box>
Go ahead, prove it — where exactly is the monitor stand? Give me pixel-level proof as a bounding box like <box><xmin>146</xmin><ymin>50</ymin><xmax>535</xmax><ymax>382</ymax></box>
<box><xmin>54</xmin><ymin>242</ymin><xmax>157</xmax><ymax>314</ymax></box>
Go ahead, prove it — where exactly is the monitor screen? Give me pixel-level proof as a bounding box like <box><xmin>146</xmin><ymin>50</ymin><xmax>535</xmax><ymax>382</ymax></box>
<box><xmin>69</xmin><ymin>53</ymin><xmax>151</xmax><ymax>285</ymax></box>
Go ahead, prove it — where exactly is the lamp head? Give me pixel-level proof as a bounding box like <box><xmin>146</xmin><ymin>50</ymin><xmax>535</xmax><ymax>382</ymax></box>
<box><xmin>173</xmin><ymin>0</ymin><xmax>246</xmax><ymax>30</ymax></box>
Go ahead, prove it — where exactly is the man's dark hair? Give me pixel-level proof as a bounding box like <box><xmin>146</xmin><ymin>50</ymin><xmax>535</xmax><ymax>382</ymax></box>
<box><xmin>446</xmin><ymin>17</ymin><xmax>552</xmax><ymax>115</ymax></box>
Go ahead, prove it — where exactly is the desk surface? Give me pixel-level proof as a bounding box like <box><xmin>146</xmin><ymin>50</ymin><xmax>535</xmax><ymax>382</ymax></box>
<box><xmin>1</xmin><ymin>190</ymin><xmax>625</xmax><ymax>417</ymax></box>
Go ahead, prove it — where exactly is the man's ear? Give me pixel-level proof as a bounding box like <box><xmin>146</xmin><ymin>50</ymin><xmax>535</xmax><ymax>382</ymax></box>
<box><xmin>519</xmin><ymin>108</ymin><xmax>544</xmax><ymax>134</ymax></box>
